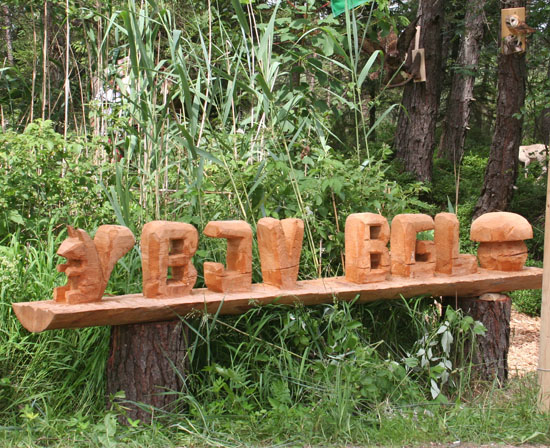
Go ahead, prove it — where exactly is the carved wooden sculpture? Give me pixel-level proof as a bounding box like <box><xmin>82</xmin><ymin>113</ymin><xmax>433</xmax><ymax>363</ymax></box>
<box><xmin>203</xmin><ymin>220</ymin><xmax>252</xmax><ymax>293</ymax></box>
<box><xmin>434</xmin><ymin>213</ymin><xmax>478</xmax><ymax>276</ymax></box>
<box><xmin>54</xmin><ymin>225</ymin><xmax>135</xmax><ymax>303</ymax></box>
<box><xmin>141</xmin><ymin>221</ymin><xmax>198</xmax><ymax>298</ymax></box>
<box><xmin>345</xmin><ymin>213</ymin><xmax>390</xmax><ymax>284</ymax></box>
<box><xmin>12</xmin><ymin>212</ymin><xmax>543</xmax><ymax>333</ymax></box>
<box><xmin>390</xmin><ymin>214</ymin><xmax>435</xmax><ymax>277</ymax></box>
<box><xmin>470</xmin><ymin>212</ymin><xmax>533</xmax><ymax>271</ymax></box>
<box><xmin>257</xmin><ymin>217</ymin><xmax>304</xmax><ymax>289</ymax></box>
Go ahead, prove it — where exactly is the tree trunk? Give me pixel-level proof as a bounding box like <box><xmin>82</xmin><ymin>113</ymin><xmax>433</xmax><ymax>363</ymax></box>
<box><xmin>472</xmin><ymin>0</ymin><xmax>526</xmax><ymax>219</ymax></box>
<box><xmin>443</xmin><ymin>293</ymin><xmax>511</xmax><ymax>384</ymax></box>
<box><xmin>106</xmin><ymin>320</ymin><xmax>189</xmax><ymax>423</ymax></box>
<box><xmin>2</xmin><ymin>4</ymin><xmax>14</xmax><ymax>65</ymax></box>
<box><xmin>393</xmin><ymin>0</ymin><xmax>445</xmax><ymax>182</ymax></box>
<box><xmin>42</xmin><ymin>1</ymin><xmax>50</xmax><ymax>120</ymax></box>
<box><xmin>439</xmin><ymin>0</ymin><xmax>486</xmax><ymax>165</ymax></box>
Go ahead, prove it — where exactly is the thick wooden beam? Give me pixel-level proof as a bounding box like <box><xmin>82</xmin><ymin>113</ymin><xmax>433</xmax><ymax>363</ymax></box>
<box><xmin>13</xmin><ymin>267</ymin><xmax>542</xmax><ymax>333</ymax></box>
<box><xmin>538</xmin><ymin>157</ymin><xmax>550</xmax><ymax>410</ymax></box>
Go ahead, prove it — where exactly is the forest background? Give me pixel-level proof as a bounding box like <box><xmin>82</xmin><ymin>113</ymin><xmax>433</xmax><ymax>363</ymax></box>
<box><xmin>1</xmin><ymin>0</ymin><xmax>550</xmax><ymax>446</ymax></box>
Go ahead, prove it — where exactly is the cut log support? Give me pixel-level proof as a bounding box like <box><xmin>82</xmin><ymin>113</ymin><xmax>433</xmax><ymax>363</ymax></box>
<box><xmin>443</xmin><ymin>293</ymin><xmax>511</xmax><ymax>383</ymax></box>
<box><xmin>106</xmin><ymin>320</ymin><xmax>188</xmax><ymax>423</ymax></box>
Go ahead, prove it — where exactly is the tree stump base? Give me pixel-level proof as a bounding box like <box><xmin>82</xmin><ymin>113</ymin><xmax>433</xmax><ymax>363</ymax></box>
<box><xmin>443</xmin><ymin>293</ymin><xmax>511</xmax><ymax>384</ymax></box>
<box><xmin>106</xmin><ymin>320</ymin><xmax>188</xmax><ymax>423</ymax></box>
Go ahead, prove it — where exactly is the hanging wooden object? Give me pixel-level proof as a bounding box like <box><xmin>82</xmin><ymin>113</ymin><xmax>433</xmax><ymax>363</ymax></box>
<box><xmin>412</xmin><ymin>25</ymin><xmax>426</xmax><ymax>83</ymax></box>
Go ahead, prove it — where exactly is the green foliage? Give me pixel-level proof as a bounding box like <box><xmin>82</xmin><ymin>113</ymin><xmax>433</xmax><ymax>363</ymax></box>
<box><xmin>510</xmin><ymin>260</ymin><xmax>544</xmax><ymax>316</ymax></box>
<box><xmin>0</xmin><ymin>228</ymin><xmax>110</xmax><ymax>423</ymax></box>
<box><xmin>1</xmin><ymin>0</ymin><xmax>549</xmax><ymax>445</ymax></box>
<box><xmin>511</xmin><ymin>289</ymin><xmax>542</xmax><ymax>317</ymax></box>
<box><xmin>0</xmin><ymin>120</ymin><xmax>114</xmax><ymax>239</ymax></box>
<box><xmin>143</xmin><ymin>297</ymin><xmax>486</xmax><ymax>444</ymax></box>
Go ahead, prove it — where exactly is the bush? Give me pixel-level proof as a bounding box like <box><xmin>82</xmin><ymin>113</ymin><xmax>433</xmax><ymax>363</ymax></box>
<box><xmin>0</xmin><ymin>120</ymin><xmax>113</xmax><ymax>240</ymax></box>
<box><xmin>511</xmin><ymin>289</ymin><xmax>542</xmax><ymax>316</ymax></box>
<box><xmin>510</xmin><ymin>259</ymin><xmax>543</xmax><ymax>316</ymax></box>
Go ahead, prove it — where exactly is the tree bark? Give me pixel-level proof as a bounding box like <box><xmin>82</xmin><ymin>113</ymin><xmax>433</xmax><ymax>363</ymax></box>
<box><xmin>2</xmin><ymin>4</ymin><xmax>14</xmax><ymax>65</ymax></box>
<box><xmin>42</xmin><ymin>1</ymin><xmax>49</xmax><ymax>120</ymax></box>
<box><xmin>106</xmin><ymin>320</ymin><xmax>189</xmax><ymax>423</ymax></box>
<box><xmin>393</xmin><ymin>0</ymin><xmax>445</xmax><ymax>182</ymax></box>
<box><xmin>439</xmin><ymin>0</ymin><xmax>486</xmax><ymax>165</ymax></box>
<box><xmin>472</xmin><ymin>0</ymin><xmax>526</xmax><ymax>219</ymax></box>
<box><xmin>443</xmin><ymin>293</ymin><xmax>511</xmax><ymax>384</ymax></box>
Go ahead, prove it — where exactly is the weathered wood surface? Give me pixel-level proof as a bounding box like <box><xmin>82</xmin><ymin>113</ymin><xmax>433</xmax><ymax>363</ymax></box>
<box><xmin>13</xmin><ymin>267</ymin><xmax>542</xmax><ymax>333</ymax></box>
<box><xmin>537</xmin><ymin>155</ymin><xmax>550</xmax><ymax>410</ymax></box>
<box><xmin>54</xmin><ymin>225</ymin><xmax>135</xmax><ymax>304</ymax></box>
<box><xmin>106</xmin><ymin>320</ymin><xmax>188</xmax><ymax>422</ymax></box>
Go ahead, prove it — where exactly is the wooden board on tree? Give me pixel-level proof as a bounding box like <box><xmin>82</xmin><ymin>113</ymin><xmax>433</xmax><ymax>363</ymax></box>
<box><xmin>13</xmin><ymin>267</ymin><xmax>542</xmax><ymax>333</ymax></box>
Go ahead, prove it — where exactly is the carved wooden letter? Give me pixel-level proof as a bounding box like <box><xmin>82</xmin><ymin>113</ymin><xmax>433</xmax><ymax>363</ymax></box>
<box><xmin>203</xmin><ymin>220</ymin><xmax>253</xmax><ymax>293</ymax></box>
<box><xmin>390</xmin><ymin>214</ymin><xmax>435</xmax><ymax>278</ymax></box>
<box><xmin>434</xmin><ymin>213</ymin><xmax>477</xmax><ymax>276</ymax></box>
<box><xmin>142</xmin><ymin>221</ymin><xmax>198</xmax><ymax>298</ymax></box>
<box><xmin>55</xmin><ymin>225</ymin><xmax>135</xmax><ymax>304</ymax></box>
<box><xmin>257</xmin><ymin>217</ymin><xmax>304</xmax><ymax>289</ymax></box>
<box><xmin>470</xmin><ymin>212</ymin><xmax>532</xmax><ymax>271</ymax></box>
<box><xmin>345</xmin><ymin>213</ymin><xmax>390</xmax><ymax>284</ymax></box>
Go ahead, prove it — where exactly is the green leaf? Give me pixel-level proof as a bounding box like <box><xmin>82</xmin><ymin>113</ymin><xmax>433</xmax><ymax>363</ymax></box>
<box><xmin>7</xmin><ymin>210</ymin><xmax>24</xmax><ymax>225</ymax></box>
<box><xmin>357</xmin><ymin>50</ymin><xmax>381</xmax><ymax>89</ymax></box>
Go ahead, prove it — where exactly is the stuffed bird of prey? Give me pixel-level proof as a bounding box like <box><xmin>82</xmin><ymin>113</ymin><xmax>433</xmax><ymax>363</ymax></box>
<box><xmin>361</xmin><ymin>16</ymin><xmax>422</xmax><ymax>87</ymax></box>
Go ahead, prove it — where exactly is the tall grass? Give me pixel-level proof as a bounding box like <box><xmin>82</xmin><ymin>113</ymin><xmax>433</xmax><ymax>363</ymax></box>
<box><xmin>83</xmin><ymin>0</ymin><xmax>410</xmax><ymax>277</ymax></box>
<box><xmin>0</xmin><ymin>226</ymin><xmax>141</xmax><ymax>421</ymax></box>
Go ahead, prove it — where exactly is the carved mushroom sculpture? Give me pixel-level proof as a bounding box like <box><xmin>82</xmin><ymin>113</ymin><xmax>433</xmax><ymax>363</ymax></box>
<box><xmin>470</xmin><ymin>212</ymin><xmax>533</xmax><ymax>271</ymax></box>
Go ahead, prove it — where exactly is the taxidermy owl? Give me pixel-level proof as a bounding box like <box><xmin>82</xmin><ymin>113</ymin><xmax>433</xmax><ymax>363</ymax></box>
<box><xmin>361</xmin><ymin>16</ymin><xmax>422</xmax><ymax>87</ymax></box>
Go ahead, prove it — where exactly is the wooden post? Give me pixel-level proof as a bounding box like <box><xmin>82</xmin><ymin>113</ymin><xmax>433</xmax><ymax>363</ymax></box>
<box><xmin>537</xmin><ymin>161</ymin><xmax>550</xmax><ymax>410</ymax></box>
<box><xmin>443</xmin><ymin>293</ymin><xmax>511</xmax><ymax>384</ymax></box>
<box><xmin>106</xmin><ymin>320</ymin><xmax>188</xmax><ymax>423</ymax></box>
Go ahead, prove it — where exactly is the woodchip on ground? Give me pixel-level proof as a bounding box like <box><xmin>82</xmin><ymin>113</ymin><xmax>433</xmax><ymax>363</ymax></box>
<box><xmin>508</xmin><ymin>308</ymin><xmax>540</xmax><ymax>376</ymax></box>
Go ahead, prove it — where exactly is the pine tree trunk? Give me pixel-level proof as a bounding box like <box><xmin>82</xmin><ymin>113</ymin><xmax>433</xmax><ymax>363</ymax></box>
<box><xmin>42</xmin><ymin>1</ymin><xmax>49</xmax><ymax>120</ymax></box>
<box><xmin>443</xmin><ymin>293</ymin><xmax>511</xmax><ymax>384</ymax></box>
<box><xmin>439</xmin><ymin>0</ymin><xmax>486</xmax><ymax>165</ymax></box>
<box><xmin>394</xmin><ymin>0</ymin><xmax>445</xmax><ymax>182</ymax></box>
<box><xmin>2</xmin><ymin>5</ymin><xmax>14</xmax><ymax>65</ymax></box>
<box><xmin>473</xmin><ymin>0</ymin><xmax>526</xmax><ymax>219</ymax></box>
<box><xmin>106</xmin><ymin>320</ymin><xmax>189</xmax><ymax>423</ymax></box>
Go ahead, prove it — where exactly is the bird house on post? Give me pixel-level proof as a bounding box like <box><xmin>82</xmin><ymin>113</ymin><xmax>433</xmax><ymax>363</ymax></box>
<box><xmin>501</xmin><ymin>7</ymin><xmax>534</xmax><ymax>55</ymax></box>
